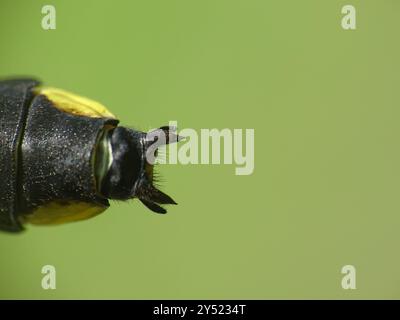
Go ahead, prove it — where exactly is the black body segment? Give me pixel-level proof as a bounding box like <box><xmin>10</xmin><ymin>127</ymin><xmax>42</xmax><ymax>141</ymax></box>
<box><xmin>0</xmin><ymin>79</ymin><xmax>39</xmax><ymax>232</ymax></box>
<box><xmin>0</xmin><ymin>79</ymin><xmax>119</xmax><ymax>232</ymax></box>
<box><xmin>19</xmin><ymin>94</ymin><xmax>117</xmax><ymax>215</ymax></box>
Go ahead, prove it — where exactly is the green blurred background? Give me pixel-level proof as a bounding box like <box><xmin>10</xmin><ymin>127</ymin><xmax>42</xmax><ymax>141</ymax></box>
<box><xmin>0</xmin><ymin>0</ymin><xmax>400</xmax><ymax>299</ymax></box>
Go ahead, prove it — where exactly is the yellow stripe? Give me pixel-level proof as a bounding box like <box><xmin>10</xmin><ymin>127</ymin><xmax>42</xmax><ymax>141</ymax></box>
<box><xmin>34</xmin><ymin>87</ymin><xmax>116</xmax><ymax>119</ymax></box>
<box><xmin>24</xmin><ymin>201</ymin><xmax>108</xmax><ymax>225</ymax></box>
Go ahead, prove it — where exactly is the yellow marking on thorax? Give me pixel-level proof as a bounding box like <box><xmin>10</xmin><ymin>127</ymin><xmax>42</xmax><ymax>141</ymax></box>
<box><xmin>34</xmin><ymin>87</ymin><xmax>116</xmax><ymax>119</ymax></box>
<box><xmin>24</xmin><ymin>201</ymin><xmax>108</xmax><ymax>225</ymax></box>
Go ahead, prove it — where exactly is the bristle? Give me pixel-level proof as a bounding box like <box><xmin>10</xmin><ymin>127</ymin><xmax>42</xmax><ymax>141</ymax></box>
<box><xmin>151</xmin><ymin>164</ymin><xmax>165</xmax><ymax>181</ymax></box>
